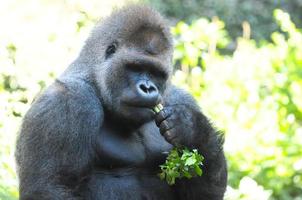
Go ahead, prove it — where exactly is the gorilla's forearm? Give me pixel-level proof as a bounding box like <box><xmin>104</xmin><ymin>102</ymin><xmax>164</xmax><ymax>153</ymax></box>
<box><xmin>175</xmin><ymin>111</ymin><xmax>227</xmax><ymax>200</ymax></box>
<box><xmin>159</xmin><ymin>86</ymin><xmax>227</xmax><ymax>199</ymax></box>
<box><xmin>187</xmin><ymin>112</ymin><xmax>227</xmax><ymax>197</ymax></box>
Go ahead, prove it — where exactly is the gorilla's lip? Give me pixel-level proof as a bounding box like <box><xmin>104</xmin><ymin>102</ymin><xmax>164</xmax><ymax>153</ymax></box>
<box><xmin>121</xmin><ymin>93</ymin><xmax>161</xmax><ymax>110</ymax></box>
<box><xmin>122</xmin><ymin>100</ymin><xmax>157</xmax><ymax>110</ymax></box>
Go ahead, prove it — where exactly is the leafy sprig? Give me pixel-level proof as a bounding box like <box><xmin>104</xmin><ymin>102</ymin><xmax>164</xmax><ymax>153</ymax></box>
<box><xmin>158</xmin><ymin>147</ymin><xmax>204</xmax><ymax>185</ymax></box>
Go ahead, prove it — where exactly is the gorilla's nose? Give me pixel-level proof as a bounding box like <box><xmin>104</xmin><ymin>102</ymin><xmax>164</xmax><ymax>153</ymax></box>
<box><xmin>136</xmin><ymin>80</ymin><xmax>159</xmax><ymax>105</ymax></box>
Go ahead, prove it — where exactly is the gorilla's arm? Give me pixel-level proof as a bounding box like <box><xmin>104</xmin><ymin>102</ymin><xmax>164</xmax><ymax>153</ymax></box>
<box><xmin>16</xmin><ymin>79</ymin><xmax>102</xmax><ymax>200</ymax></box>
<box><xmin>156</xmin><ymin>86</ymin><xmax>227</xmax><ymax>200</ymax></box>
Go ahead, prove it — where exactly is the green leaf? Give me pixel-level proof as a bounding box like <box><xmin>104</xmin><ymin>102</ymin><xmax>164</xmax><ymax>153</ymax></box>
<box><xmin>185</xmin><ymin>157</ymin><xmax>197</xmax><ymax>166</ymax></box>
<box><xmin>194</xmin><ymin>165</ymin><xmax>203</xmax><ymax>176</ymax></box>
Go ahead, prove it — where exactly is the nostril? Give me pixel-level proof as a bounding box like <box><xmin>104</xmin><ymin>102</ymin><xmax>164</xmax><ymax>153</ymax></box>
<box><xmin>139</xmin><ymin>84</ymin><xmax>149</xmax><ymax>94</ymax></box>
<box><xmin>148</xmin><ymin>85</ymin><xmax>157</xmax><ymax>93</ymax></box>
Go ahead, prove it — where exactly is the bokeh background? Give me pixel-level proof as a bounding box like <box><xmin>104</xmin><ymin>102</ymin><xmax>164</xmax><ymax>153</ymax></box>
<box><xmin>1</xmin><ymin>0</ymin><xmax>302</xmax><ymax>199</ymax></box>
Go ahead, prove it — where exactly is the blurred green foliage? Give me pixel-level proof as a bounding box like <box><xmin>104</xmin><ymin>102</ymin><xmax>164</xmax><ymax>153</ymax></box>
<box><xmin>0</xmin><ymin>1</ymin><xmax>302</xmax><ymax>199</ymax></box>
<box><xmin>146</xmin><ymin>0</ymin><xmax>302</xmax><ymax>42</ymax></box>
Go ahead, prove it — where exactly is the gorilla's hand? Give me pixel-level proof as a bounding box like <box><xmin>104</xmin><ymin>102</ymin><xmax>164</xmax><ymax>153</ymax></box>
<box><xmin>154</xmin><ymin>105</ymin><xmax>197</xmax><ymax>147</ymax></box>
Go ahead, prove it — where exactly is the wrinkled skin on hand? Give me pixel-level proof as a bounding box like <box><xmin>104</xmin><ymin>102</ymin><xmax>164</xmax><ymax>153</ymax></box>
<box><xmin>154</xmin><ymin>105</ymin><xmax>197</xmax><ymax>147</ymax></box>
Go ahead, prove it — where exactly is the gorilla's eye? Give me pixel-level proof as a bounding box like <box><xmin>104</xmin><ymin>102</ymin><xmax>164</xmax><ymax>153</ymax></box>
<box><xmin>105</xmin><ymin>42</ymin><xmax>118</xmax><ymax>59</ymax></box>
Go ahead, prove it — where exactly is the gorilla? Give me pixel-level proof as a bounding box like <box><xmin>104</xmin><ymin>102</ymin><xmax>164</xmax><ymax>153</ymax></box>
<box><xmin>16</xmin><ymin>5</ymin><xmax>227</xmax><ymax>200</ymax></box>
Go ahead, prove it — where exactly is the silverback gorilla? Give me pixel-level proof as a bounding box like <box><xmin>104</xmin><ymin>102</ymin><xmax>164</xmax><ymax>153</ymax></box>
<box><xmin>16</xmin><ymin>5</ymin><xmax>227</xmax><ymax>200</ymax></box>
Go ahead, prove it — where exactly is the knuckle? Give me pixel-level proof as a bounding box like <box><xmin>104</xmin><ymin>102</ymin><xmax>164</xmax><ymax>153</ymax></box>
<box><xmin>155</xmin><ymin>109</ymin><xmax>172</xmax><ymax>126</ymax></box>
<box><xmin>159</xmin><ymin>121</ymin><xmax>170</xmax><ymax>133</ymax></box>
<box><xmin>164</xmin><ymin>129</ymin><xmax>175</xmax><ymax>139</ymax></box>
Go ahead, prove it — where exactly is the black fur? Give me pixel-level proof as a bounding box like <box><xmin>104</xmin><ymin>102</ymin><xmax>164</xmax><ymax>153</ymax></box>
<box><xmin>15</xmin><ymin>5</ymin><xmax>227</xmax><ymax>200</ymax></box>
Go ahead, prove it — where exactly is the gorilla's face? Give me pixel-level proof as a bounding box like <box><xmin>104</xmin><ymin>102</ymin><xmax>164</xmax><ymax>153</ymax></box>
<box><xmin>96</xmin><ymin>26</ymin><xmax>172</xmax><ymax>125</ymax></box>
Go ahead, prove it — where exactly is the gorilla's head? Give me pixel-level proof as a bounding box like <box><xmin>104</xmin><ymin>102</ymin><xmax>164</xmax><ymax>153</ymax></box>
<box><xmin>79</xmin><ymin>5</ymin><xmax>173</xmax><ymax>126</ymax></box>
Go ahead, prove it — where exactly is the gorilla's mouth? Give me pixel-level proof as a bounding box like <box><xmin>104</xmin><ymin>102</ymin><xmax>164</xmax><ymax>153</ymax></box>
<box><xmin>121</xmin><ymin>91</ymin><xmax>161</xmax><ymax>110</ymax></box>
<box><xmin>122</xmin><ymin>100</ymin><xmax>157</xmax><ymax>110</ymax></box>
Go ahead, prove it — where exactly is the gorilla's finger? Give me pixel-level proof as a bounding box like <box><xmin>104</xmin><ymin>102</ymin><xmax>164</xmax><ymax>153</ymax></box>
<box><xmin>155</xmin><ymin>109</ymin><xmax>171</xmax><ymax>126</ymax></box>
<box><xmin>159</xmin><ymin>120</ymin><xmax>172</xmax><ymax>134</ymax></box>
<box><xmin>163</xmin><ymin>129</ymin><xmax>177</xmax><ymax>144</ymax></box>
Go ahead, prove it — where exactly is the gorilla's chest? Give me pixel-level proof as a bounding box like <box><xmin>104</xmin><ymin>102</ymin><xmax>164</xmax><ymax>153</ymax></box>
<box><xmin>96</xmin><ymin>122</ymin><xmax>172</xmax><ymax>168</ymax></box>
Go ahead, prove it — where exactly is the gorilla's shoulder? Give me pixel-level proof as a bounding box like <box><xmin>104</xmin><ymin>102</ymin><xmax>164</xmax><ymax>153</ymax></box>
<box><xmin>26</xmin><ymin>78</ymin><xmax>103</xmax><ymax>123</ymax></box>
<box><xmin>47</xmin><ymin>78</ymin><xmax>97</xmax><ymax>100</ymax></box>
